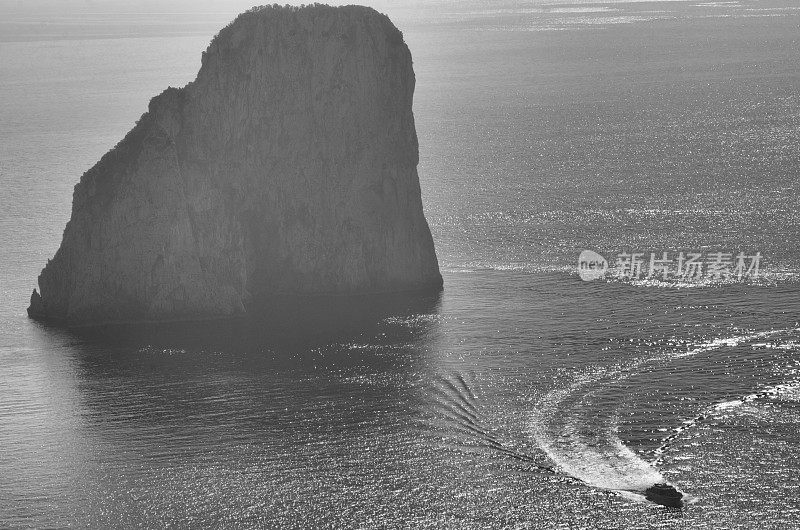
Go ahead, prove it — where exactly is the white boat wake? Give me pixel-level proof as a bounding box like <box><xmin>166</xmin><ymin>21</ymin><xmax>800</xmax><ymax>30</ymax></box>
<box><xmin>530</xmin><ymin>327</ymin><xmax>800</xmax><ymax>503</ymax></box>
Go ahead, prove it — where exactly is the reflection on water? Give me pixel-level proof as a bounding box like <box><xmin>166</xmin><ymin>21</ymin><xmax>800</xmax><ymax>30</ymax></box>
<box><xmin>5</xmin><ymin>292</ymin><xmax>445</xmax><ymax>527</ymax></box>
<box><xmin>70</xmin><ymin>290</ymin><xmax>444</xmax><ymax>362</ymax></box>
<box><xmin>3</xmin><ymin>270</ymin><xmax>800</xmax><ymax>527</ymax></box>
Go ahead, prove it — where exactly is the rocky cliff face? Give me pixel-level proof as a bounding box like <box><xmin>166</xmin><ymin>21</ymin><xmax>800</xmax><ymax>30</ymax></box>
<box><xmin>29</xmin><ymin>4</ymin><xmax>442</xmax><ymax>325</ymax></box>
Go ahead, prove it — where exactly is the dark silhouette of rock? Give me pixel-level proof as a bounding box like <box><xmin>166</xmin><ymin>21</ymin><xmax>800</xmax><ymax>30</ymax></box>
<box><xmin>29</xmin><ymin>4</ymin><xmax>442</xmax><ymax>325</ymax></box>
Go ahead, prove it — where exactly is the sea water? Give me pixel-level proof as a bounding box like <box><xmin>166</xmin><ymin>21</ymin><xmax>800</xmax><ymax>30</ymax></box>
<box><xmin>1</xmin><ymin>1</ymin><xmax>799</xmax><ymax>527</ymax></box>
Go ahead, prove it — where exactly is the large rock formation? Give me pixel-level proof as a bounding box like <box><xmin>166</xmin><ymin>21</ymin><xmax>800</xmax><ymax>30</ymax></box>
<box><xmin>29</xmin><ymin>4</ymin><xmax>442</xmax><ymax>325</ymax></box>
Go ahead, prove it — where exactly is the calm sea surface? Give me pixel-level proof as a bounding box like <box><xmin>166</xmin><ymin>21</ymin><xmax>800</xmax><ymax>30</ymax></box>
<box><xmin>2</xmin><ymin>1</ymin><xmax>800</xmax><ymax>527</ymax></box>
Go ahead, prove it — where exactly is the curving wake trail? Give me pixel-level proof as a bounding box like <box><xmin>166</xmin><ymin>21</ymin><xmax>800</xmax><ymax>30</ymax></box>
<box><xmin>532</xmin><ymin>368</ymin><xmax>665</xmax><ymax>497</ymax></box>
<box><xmin>530</xmin><ymin>327</ymin><xmax>800</xmax><ymax>504</ymax></box>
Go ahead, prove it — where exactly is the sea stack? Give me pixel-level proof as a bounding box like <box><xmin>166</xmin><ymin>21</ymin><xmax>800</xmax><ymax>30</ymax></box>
<box><xmin>28</xmin><ymin>4</ymin><xmax>442</xmax><ymax>325</ymax></box>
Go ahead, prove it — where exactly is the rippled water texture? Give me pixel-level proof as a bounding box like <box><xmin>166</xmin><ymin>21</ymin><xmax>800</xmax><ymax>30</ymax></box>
<box><xmin>1</xmin><ymin>1</ymin><xmax>800</xmax><ymax>527</ymax></box>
